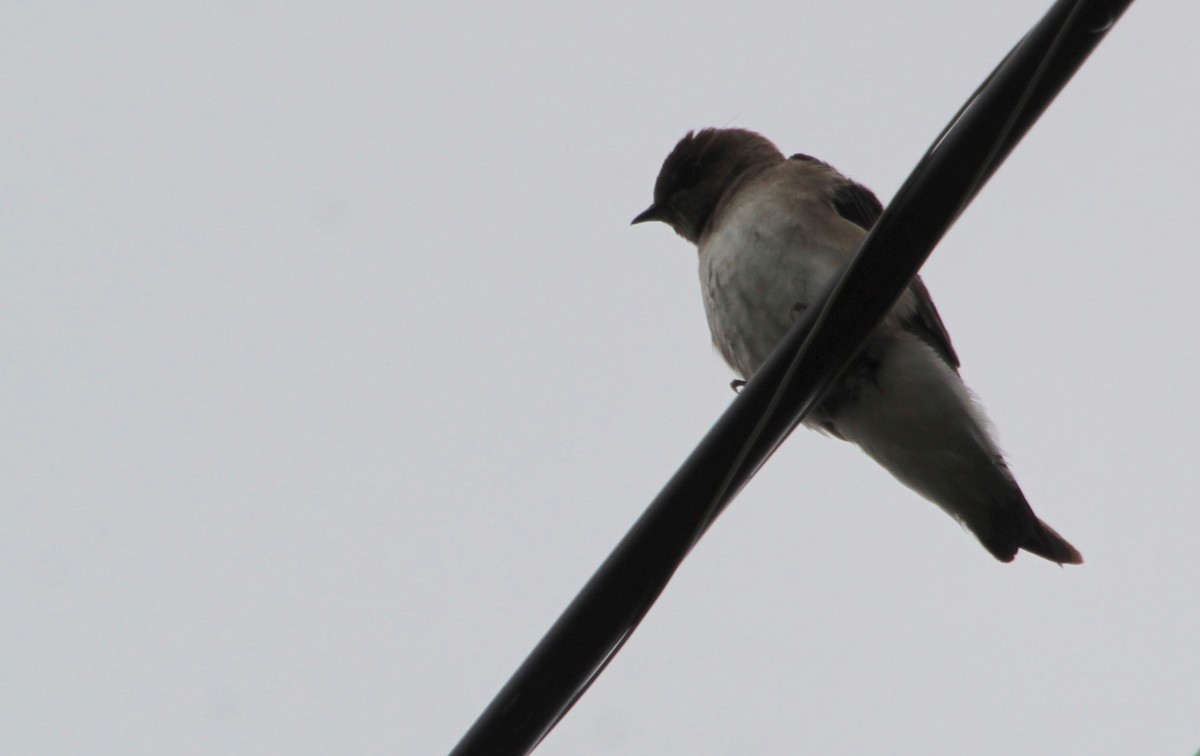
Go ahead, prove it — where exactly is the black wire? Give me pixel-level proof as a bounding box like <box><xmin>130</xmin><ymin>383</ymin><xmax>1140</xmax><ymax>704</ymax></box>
<box><xmin>449</xmin><ymin>1</ymin><xmax>1134</xmax><ymax>753</ymax></box>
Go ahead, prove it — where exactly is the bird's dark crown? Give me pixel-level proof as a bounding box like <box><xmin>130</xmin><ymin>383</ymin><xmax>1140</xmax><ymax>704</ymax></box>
<box><xmin>639</xmin><ymin>128</ymin><xmax>784</xmax><ymax>243</ymax></box>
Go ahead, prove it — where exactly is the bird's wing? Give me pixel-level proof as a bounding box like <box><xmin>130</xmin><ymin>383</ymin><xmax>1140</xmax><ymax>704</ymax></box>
<box><xmin>901</xmin><ymin>275</ymin><xmax>961</xmax><ymax>369</ymax></box>
<box><xmin>810</xmin><ymin>160</ymin><xmax>961</xmax><ymax>370</ymax></box>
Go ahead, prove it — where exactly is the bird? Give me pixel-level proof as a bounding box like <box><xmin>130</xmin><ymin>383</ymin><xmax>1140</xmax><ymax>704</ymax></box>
<box><xmin>632</xmin><ymin>127</ymin><xmax>1081</xmax><ymax>565</ymax></box>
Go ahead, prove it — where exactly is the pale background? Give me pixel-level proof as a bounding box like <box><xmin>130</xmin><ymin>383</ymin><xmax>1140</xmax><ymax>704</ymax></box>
<box><xmin>5</xmin><ymin>2</ymin><xmax>1198</xmax><ymax>754</ymax></box>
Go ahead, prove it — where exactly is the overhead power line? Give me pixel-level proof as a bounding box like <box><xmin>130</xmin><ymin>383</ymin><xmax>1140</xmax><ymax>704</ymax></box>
<box><xmin>451</xmin><ymin>1</ymin><xmax>1134</xmax><ymax>753</ymax></box>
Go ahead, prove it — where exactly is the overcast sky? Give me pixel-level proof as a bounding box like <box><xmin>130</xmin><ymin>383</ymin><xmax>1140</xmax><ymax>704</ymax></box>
<box><xmin>5</xmin><ymin>2</ymin><xmax>1199</xmax><ymax>754</ymax></box>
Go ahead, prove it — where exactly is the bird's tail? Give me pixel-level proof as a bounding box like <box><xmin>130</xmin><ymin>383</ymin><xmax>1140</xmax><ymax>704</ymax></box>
<box><xmin>1016</xmin><ymin>518</ymin><xmax>1083</xmax><ymax>565</ymax></box>
<box><xmin>973</xmin><ymin>498</ymin><xmax>1083</xmax><ymax>565</ymax></box>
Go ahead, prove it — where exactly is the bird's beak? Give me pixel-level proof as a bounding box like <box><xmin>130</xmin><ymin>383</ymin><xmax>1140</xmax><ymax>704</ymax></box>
<box><xmin>631</xmin><ymin>204</ymin><xmax>662</xmax><ymax>225</ymax></box>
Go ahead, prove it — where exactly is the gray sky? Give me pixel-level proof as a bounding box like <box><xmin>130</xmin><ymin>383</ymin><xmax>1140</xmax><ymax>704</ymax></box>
<box><xmin>5</xmin><ymin>2</ymin><xmax>1198</xmax><ymax>754</ymax></box>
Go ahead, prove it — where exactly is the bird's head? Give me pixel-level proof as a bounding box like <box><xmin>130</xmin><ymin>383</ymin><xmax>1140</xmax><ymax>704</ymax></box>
<box><xmin>632</xmin><ymin>128</ymin><xmax>783</xmax><ymax>243</ymax></box>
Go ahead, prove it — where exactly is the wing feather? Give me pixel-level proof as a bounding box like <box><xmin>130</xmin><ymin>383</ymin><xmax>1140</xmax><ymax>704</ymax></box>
<box><xmin>800</xmin><ymin>157</ymin><xmax>961</xmax><ymax>369</ymax></box>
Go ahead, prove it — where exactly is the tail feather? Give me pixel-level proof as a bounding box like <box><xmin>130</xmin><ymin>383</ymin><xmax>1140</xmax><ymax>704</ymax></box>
<box><xmin>1020</xmin><ymin>520</ymin><xmax>1084</xmax><ymax>565</ymax></box>
<box><xmin>975</xmin><ymin>505</ymin><xmax>1083</xmax><ymax>565</ymax></box>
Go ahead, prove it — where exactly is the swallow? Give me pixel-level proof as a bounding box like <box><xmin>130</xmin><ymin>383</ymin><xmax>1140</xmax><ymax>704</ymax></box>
<box><xmin>634</xmin><ymin>128</ymin><xmax>1081</xmax><ymax>564</ymax></box>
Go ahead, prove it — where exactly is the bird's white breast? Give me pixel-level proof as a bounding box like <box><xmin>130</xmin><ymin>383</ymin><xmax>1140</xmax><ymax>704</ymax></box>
<box><xmin>698</xmin><ymin>185</ymin><xmax>855</xmax><ymax>378</ymax></box>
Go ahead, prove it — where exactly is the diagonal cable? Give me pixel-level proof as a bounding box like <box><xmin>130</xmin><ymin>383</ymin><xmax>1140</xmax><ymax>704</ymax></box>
<box><xmin>451</xmin><ymin>1</ymin><xmax>1133</xmax><ymax>753</ymax></box>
